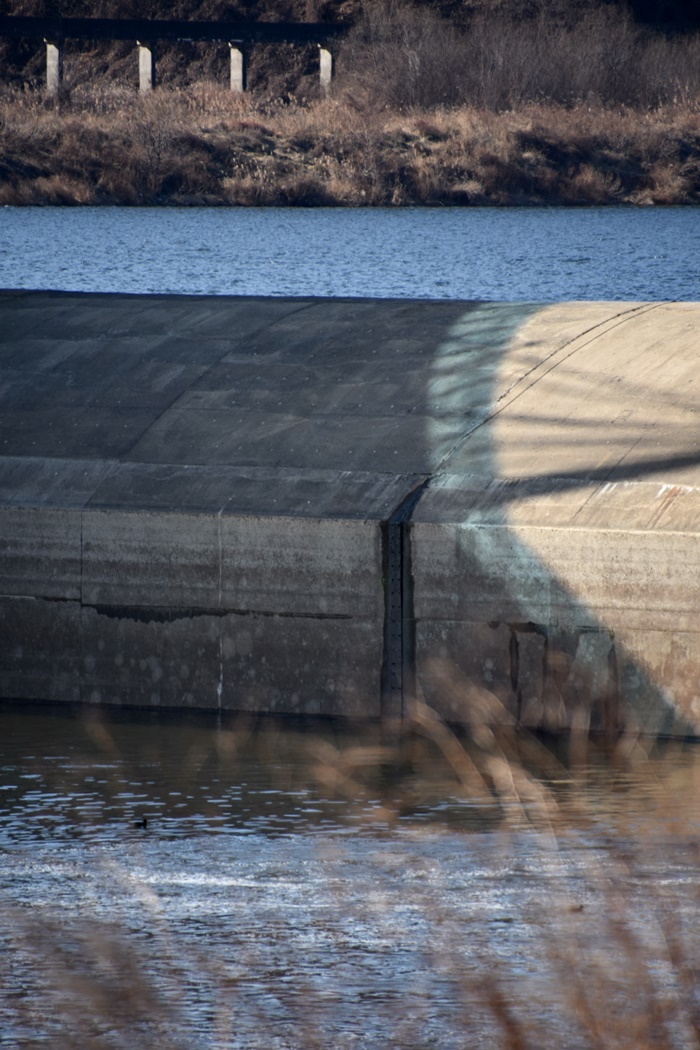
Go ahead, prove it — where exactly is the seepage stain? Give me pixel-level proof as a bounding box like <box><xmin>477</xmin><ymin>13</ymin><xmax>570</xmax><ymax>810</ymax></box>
<box><xmin>504</xmin><ymin>622</ymin><xmax>619</xmax><ymax>731</ymax></box>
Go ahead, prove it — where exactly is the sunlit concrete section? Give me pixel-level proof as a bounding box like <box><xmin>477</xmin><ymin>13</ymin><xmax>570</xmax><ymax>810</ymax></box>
<box><xmin>415</xmin><ymin>301</ymin><xmax>700</xmax><ymax>736</ymax></box>
<box><xmin>137</xmin><ymin>41</ymin><xmax>155</xmax><ymax>93</ymax></box>
<box><xmin>45</xmin><ymin>40</ymin><xmax>62</xmax><ymax>97</ymax></box>
<box><xmin>0</xmin><ymin>292</ymin><xmax>697</xmax><ymax>734</ymax></box>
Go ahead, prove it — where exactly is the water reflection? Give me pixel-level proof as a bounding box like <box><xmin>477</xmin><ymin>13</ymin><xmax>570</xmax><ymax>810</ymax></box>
<box><xmin>0</xmin><ymin>704</ymin><xmax>508</xmax><ymax>843</ymax></box>
<box><xmin>2</xmin><ymin>704</ymin><xmax>700</xmax><ymax>1049</ymax></box>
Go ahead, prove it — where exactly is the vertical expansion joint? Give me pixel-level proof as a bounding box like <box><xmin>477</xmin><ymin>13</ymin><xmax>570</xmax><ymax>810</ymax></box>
<box><xmin>509</xmin><ymin>627</ymin><xmax>521</xmax><ymax>725</ymax></box>
<box><xmin>400</xmin><ymin>517</ymin><xmax>418</xmax><ymax>708</ymax></box>
<box><xmin>382</xmin><ymin>520</ymin><xmax>404</xmax><ymax>708</ymax></box>
<box><xmin>605</xmin><ymin>637</ymin><xmax>620</xmax><ymax>735</ymax></box>
<box><xmin>380</xmin><ymin>478</ymin><xmax>430</xmax><ymax>722</ymax></box>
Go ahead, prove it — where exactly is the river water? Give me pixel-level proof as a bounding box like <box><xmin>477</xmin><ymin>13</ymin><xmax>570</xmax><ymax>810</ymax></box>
<box><xmin>2</xmin><ymin>705</ymin><xmax>700</xmax><ymax>1050</ymax></box>
<box><xmin>2</xmin><ymin>205</ymin><xmax>700</xmax><ymax>1047</ymax></box>
<box><xmin>1</xmin><ymin>205</ymin><xmax>699</xmax><ymax>300</ymax></box>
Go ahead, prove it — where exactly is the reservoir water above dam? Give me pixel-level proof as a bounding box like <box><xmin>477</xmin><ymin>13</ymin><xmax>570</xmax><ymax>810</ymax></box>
<box><xmin>1</xmin><ymin>204</ymin><xmax>699</xmax><ymax>301</ymax></box>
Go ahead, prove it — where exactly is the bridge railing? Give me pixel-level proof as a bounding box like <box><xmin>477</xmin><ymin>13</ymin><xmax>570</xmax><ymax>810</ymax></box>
<box><xmin>0</xmin><ymin>15</ymin><xmax>349</xmax><ymax>95</ymax></box>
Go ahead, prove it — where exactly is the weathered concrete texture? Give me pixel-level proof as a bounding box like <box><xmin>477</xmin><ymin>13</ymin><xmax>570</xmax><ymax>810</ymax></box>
<box><xmin>137</xmin><ymin>41</ymin><xmax>155</xmax><ymax>93</ymax></box>
<box><xmin>413</xmin><ymin>301</ymin><xmax>700</xmax><ymax>735</ymax></box>
<box><xmin>0</xmin><ymin>596</ymin><xmax>82</xmax><ymax>703</ymax></box>
<box><xmin>45</xmin><ymin>41</ymin><xmax>62</xmax><ymax>97</ymax></box>
<box><xmin>229</xmin><ymin>45</ymin><xmax>245</xmax><ymax>92</ymax></box>
<box><xmin>0</xmin><ymin>293</ymin><xmax>698</xmax><ymax>733</ymax></box>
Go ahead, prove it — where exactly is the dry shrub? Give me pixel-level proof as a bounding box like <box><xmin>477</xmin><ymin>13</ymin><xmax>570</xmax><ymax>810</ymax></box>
<box><xmin>564</xmin><ymin>164</ymin><xmax>623</xmax><ymax>204</ymax></box>
<box><xmin>3</xmin><ymin>910</ymin><xmax>188</xmax><ymax>1050</ymax></box>
<box><xmin>184</xmin><ymin>80</ymin><xmax>250</xmax><ymax>123</ymax></box>
<box><xmin>276</xmin><ymin>173</ymin><xmax>340</xmax><ymax>204</ymax></box>
<box><xmin>337</xmin><ymin>0</ymin><xmax>468</xmax><ymax>109</ymax></box>
<box><xmin>308</xmin><ymin>701</ymin><xmax>700</xmax><ymax>1048</ymax></box>
<box><xmin>128</xmin><ymin>93</ymin><xmax>187</xmax><ymax>194</ymax></box>
<box><xmin>1</xmin><ymin>81</ymin><xmax>699</xmax><ymax>205</ymax></box>
<box><xmin>222</xmin><ymin>167</ymin><xmax>278</xmax><ymax>205</ymax></box>
<box><xmin>642</xmin><ymin>162</ymin><xmax>693</xmax><ymax>204</ymax></box>
<box><xmin>27</xmin><ymin>173</ymin><xmax>97</xmax><ymax>203</ymax></box>
<box><xmin>336</xmin><ymin>1</ymin><xmax>700</xmax><ymax>111</ymax></box>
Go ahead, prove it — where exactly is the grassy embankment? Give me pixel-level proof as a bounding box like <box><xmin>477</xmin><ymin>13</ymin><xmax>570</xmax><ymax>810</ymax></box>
<box><xmin>1</xmin><ymin>3</ymin><xmax>700</xmax><ymax>205</ymax></box>
<box><xmin>1</xmin><ymin>88</ymin><xmax>699</xmax><ymax>206</ymax></box>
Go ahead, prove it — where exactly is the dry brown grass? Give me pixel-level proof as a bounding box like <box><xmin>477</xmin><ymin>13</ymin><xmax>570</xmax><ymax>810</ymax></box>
<box><xmin>2</xmin><ymin>0</ymin><xmax>700</xmax><ymax>207</ymax></box>
<box><xmin>1</xmin><ymin>83</ymin><xmax>700</xmax><ymax>205</ymax></box>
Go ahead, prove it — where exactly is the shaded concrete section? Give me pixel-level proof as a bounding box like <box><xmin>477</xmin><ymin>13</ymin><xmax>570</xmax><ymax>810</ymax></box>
<box><xmin>0</xmin><ymin>292</ymin><xmax>698</xmax><ymax>733</ymax></box>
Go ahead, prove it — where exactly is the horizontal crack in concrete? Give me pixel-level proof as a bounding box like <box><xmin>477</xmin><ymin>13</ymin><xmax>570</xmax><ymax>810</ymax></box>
<box><xmin>33</xmin><ymin>596</ymin><xmax>352</xmax><ymax>623</ymax></box>
<box><xmin>90</xmin><ymin>605</ymin><xmax>353</xmax><ymax>624</ymax></box>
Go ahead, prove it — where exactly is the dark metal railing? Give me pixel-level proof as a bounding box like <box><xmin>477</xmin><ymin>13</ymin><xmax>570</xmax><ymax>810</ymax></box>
<box><xmin>0</xmin><ymin>15</ymin><xmax>348</xmax><ymax>45</ymax></box>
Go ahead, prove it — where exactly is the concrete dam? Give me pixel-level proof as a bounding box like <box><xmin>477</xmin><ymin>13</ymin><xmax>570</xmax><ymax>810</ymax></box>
<box><xmin>0</xmin><ymin>291</ymin><xmax>698</xmax><ymax>735</ymax></box>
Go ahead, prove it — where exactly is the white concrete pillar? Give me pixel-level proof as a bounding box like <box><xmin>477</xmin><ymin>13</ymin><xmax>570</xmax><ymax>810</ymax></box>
<box><xmin>319</xmin><ymin>47</ymin><xmax>333</xmax><ymax>92</ymax></box>
<box><xmin>137</xmin><ymin>41</ymin><xmax>156</xmax><ymax>93</ymax></box>
<box><xmin>229</xmin><ymin>44</ymin><xmax>246</xmax><ymax>92</ymax></box>
<box><xmin>45</xmin><ymin>40</ymin><xmax>63</xmax><ymax>98</ymax></box>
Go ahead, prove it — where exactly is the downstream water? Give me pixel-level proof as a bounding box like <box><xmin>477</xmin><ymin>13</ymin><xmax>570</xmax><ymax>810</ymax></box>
<box><xmin>1</xmin><ymin>205</ymin><xmax>699</xmax><ymax>300</ymax></box>
<box><xmin>2</xmin><ymin>705</ymin><xmax>700</xmax><ymax>1050</ymax></box>
<box><xmin>2</xmin><ymin>205</ymin><xmax>700</xmax><ymax>1047</ymax></box>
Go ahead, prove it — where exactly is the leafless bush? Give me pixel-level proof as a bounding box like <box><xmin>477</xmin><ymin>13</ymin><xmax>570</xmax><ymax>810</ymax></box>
<box><xmin>130</xmin><ymin>92</ymin><xmax>185</xmax><ymax>191</ymax></box>
<box><xmin>337</xmin><ymin>1</ymin><xmax>700</xmax><ymax>110</ymax></box>
<box><xmin>337</xmin><ymin>0</ymin><xmax>468</xmax><ymax>109</ymax></box>
<box><xmin>1</xmin><ymin>82</ymin><xmax>699</xmax><ymax>205</ymax></box>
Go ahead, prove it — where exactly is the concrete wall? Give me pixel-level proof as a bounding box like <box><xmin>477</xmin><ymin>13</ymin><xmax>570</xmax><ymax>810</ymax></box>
<box><xmin>413</xmin><ymin>502</ymin><xmax>700</xmax><ymax>736</ymax></box>
<box><xmin>0</xmin><ymin>292</ymin><xmax>698</xmax><ymax>735</ymax></box>
<box><xmin>0</xmin><ymin>503</ymin><xmax>385</xmax><ymax>716</ymax></box>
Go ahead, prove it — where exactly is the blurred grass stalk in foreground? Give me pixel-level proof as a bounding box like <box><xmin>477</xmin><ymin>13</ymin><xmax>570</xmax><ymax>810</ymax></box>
<box><xmin>2</xmin><ymin>694</ymin><xmax>700</xmax><ymax>1049</ymax></box>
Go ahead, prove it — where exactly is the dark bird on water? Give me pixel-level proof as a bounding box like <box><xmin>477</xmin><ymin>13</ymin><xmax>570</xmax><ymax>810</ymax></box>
<box><xmin>134</xmin><ymin>817</ymin><xmax>148</xmax><ymax>829</ymax></box>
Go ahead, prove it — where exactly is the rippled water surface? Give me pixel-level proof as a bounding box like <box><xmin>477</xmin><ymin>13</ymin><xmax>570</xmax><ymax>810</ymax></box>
<box><xmin>1</xmin><ymin>205</ymin><xmax>699</xmax><ymax>300</ymax></box>
<box><xmin>2</xmin><ymin>705</ymin><xmax>700</xmax><ymax>1049</ymax></box>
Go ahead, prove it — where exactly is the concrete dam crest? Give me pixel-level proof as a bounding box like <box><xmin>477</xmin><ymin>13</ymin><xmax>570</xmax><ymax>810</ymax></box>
<box><xmin>0</xmin><ymin>290</ymin><xmax>698</xmax><ymax>735</ymax></box>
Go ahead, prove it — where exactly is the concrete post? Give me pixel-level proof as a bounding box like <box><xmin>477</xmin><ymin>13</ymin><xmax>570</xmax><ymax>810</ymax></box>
<box><xmin>229</xmin><ymin>44</ymin><xmax>246</xmax><ymax>92</ymax></box>
<box><xmin>137</xmin><ymin>41</ymin><xmax>156</xmax><ymax>93</ymax></box>
<box><xmin>319</xmin><ymin>47</ymin><xmax>333</xmax><ymax>92</ymax></box>
<box><xmin>45</xmin><ymin>40</ymin><xmax>63</xmax><ymax>98</ymax></box>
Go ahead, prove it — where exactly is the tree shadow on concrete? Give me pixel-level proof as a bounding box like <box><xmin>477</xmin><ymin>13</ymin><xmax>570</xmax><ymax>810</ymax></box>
<box><xmin>0</xmin><ymin>292</ymin><xmax>698</xmax><ymax>734</ymax></box>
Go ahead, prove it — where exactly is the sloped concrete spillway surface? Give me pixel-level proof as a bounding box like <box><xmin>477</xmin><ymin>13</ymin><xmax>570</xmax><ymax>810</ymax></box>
<box><xmin>0</xmin><ymin>292</ymin><xmax>698</xmax><ymax>734</ymax></box>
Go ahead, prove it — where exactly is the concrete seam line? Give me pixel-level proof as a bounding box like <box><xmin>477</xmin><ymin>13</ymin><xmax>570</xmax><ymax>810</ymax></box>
<box><xmin>116</xmin><ymin>298</ymin><xmax>320</xmax><ymax>454</ymax></box>
<box><xmin>67</xmin><ymin>601</ymin><xmax>355</xmax><ymax>623</ymax></box>
<box><xmin>493</xmin><ymin>301</ymin><xmax>665</xmax><ymax>410</ymax></box>
<box><xmin>380</xmin><ymin>476</ymin><xmax>430</xmax><ymax>722</ymax></box>
<box><xmin>432</xmin><ymin>302</ymin><xmax>667</xmax><ymax>476</ymax></box>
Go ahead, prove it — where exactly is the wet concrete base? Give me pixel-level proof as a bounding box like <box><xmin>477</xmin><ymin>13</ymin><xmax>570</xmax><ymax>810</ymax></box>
<box><xmin>0</xmin><ymin>503</ymin><xmax>384</xmax><ymax>718</ymax></box>
<box><xmin>0</xmin><ymin>292</ymin><xmax>698</xmax><ymax>734</ymax></box>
